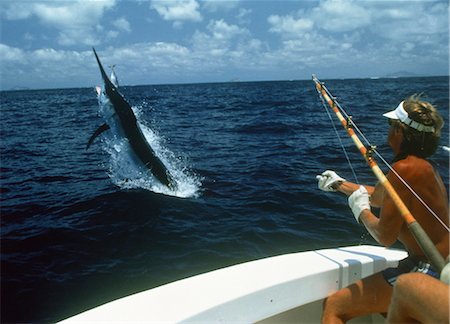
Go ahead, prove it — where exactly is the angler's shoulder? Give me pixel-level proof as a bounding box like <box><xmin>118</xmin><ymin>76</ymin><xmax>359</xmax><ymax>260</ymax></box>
<box><xmin>391</xmin><ymin>156</ymin><xmax>434</xmax><ymax>178</ymax></box>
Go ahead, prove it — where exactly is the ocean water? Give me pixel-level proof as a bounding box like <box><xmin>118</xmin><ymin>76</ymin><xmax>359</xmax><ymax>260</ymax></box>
<box><xmin>1</xmin><ymin>76</ymin><xmax>449</xmax><ymax>323</ymax></box>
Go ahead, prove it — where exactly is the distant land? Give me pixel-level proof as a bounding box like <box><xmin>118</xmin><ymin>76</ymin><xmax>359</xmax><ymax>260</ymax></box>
<box><xmin>7</xmin><ymin>86</ymin><xmax>32</xmax><ymax>91</ymax></box>
<box><xmin>383</xmin><ymin>71</ymin><xmax>419</xmax><ymax>78</ymax></box>
<box><xmin>3</xmin><ymin>73</ymin><xmax>449</xmax><ymax>91</ymax></box>
<box><xmin>368</xmin><ymin>71</ymin><xmax>433</xmax><ymax>80</ymax></box>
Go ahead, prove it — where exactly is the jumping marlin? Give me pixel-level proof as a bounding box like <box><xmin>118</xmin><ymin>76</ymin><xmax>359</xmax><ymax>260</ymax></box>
<box><xmin>87</xmin><ymin>48</ymin><xmax>176</xmax><ymax>189</ymax></box>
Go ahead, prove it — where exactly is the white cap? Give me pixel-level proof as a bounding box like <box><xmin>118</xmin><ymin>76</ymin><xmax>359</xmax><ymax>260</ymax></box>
<box><xmin>383</xmin><ymin>101</ymin><xmax>435</xmax><ymax>133</ymax></box>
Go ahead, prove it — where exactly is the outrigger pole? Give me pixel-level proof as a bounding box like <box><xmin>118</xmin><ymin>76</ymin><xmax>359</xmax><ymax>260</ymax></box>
<box><xmin>312</xmin><ymin>75</ymin><xmax>445</xmax><ymax>273</ymax></box>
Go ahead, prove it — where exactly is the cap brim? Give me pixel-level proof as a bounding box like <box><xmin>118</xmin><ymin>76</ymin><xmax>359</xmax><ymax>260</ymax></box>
<box><xmin>382</xmin><ymin>110</ymin><xmax>399</xmax><ymax>119</ymax></box>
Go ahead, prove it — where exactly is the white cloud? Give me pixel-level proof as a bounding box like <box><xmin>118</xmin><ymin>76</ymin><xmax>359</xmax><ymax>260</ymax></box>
<box><xmin>0</xmin><ymin>44</ymin><xmax>95</xmax><ymax>89</ymax></box>
<box><xmin>24</xmin><ymin>32</ymin><xmax>35</xmax><ymax>42</ymax></box>
<box><xmin>268</xmin><ymin>14</ymin><xmax>314</xmax><ymax>35</ymax></box>
<box><xmin>34</xmin><ymin>48</ymin><xmax>65</xmax><ymax>61</ymax></box>
<box><xmin>0</xmin><ymin>43</ymin><xmax>25</xmax><ymax>62</ymax></box>
<box><xmin>265</xmin><ymin>0</ymin><xmax>448</xmax><ymax>77</ymax></box>
<box><xmin>236</xmin><ymin>8</ymin><xmax>252</xmax><ymax>24</ymax></box>
<box><xmin>191</xmin><ymin>19</ymin><xmax>253</xmax><ymax>62</ymax></box>
<box><xmin>207</xmin><ymin>19</ymin><xmax>248</xmax><ymax>40</ymax></box>
<box><xmin>187</xmin><ymin>19</ymin><xmax>268</xmax><ymax>77</ymax></box>
<box><xmin>3</xmin><ymin>2</ymin><xmax>34</xmax><ymax>20</ymax></box>
<box><xmin>113</xmin><ymin>18</ymin><xmax>131</xmax><ymax>33</ymax></box>
<box><xmin>268</xmin><ymin>0</ymin><xmax>368</xmax><ymax>36</ymax></box>
<box><xmin>151</xmin><ymin>0</ymin><xmax>202</xmax><ymax>26</ymax></box>
<box><xmin>2</xmin><ymin>0</ymin><xmax>116</xmax><ymax>46</ymax></box>
<box><xmin>108</xmin><ymin>42</ymin><xmax>191</xmax><ymax>74</ymax></box>
<box><xmin>106</xmin><ymin>30</ymin><xmax>120</xmax><ymax>40</ymax></box>
<box><xmin>310</xmin><ymin>0</ymin><xmax>371</xmax><ymax>32</ymax></box>
<box><xmin>0</xmin><ymin>1</ymin><xmax>447</xmax><ymax>89</ymax></box>
<box><xmin>373</xmin><ymin>2</ymin><xmax>448</xmax><ymax>41</ymax></box>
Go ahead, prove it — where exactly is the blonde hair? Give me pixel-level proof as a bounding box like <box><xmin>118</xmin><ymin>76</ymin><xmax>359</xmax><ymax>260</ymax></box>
<box><xmin>403</xmin><ymin>94</ymin><xmax>444</xmax><ymax>136</ymax></box>
<box><xmin>395</xmin><ymin>94</ymin><xmax>444</xmax><ymax>158</ymax></box>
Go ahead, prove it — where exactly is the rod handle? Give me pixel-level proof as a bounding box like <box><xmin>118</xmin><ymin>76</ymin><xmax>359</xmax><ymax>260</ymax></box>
<box><xmin>408</xmin><ymin>221</ymin><xmax>445</xmax><ymax>273</ymax></box>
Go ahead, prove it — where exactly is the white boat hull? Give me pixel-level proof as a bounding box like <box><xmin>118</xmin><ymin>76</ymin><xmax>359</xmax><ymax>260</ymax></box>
<box><xmin>60</xmin><ymin>245</ymin><xmax>407</xmax><ymax>323</ymax></box>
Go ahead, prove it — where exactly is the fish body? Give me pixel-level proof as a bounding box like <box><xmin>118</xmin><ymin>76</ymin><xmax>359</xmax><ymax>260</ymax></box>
<box><xmin>89</xmin><ymin>48</ymin><xmax>176</xmax><ymax>189</ymax></box>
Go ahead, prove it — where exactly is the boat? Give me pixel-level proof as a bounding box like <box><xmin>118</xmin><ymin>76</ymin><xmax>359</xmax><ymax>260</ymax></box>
<box><xmin>59</xmin><ymin>245</ymin><xmax>407</xmax><ymax>323</ymax></box>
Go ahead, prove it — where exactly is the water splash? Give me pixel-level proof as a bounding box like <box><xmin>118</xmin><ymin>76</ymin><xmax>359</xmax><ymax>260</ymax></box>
<box><xmin>102</xmin><ymin>105</ymin><xmax>201</xmax><ymax>198</ymax></box>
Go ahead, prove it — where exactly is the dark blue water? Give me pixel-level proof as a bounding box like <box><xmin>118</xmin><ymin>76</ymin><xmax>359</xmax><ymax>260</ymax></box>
<box><xmin>1</xmin><ymin>77</ymin><xmax>448</xmax><ymax>323</ymax></box>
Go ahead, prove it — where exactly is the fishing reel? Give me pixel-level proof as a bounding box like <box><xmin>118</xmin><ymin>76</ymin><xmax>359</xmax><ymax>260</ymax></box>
<box><xmin>365</xmin><ymin>145</ymin><xmax>377</xmax><ymax>164</ymax></box>
<box><xmin>345</xmin><ymin>116</ymin><xmax>354</xmax><ymax>129</ymax></box>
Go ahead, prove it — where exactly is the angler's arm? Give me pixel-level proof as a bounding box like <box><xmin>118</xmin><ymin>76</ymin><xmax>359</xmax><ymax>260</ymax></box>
<box><xmin>317</xmin><ymin>170</ymin><xmax>382</xmax><ymax>207</ymax></box>
<box><xmin>335</xmin><ymin>182</ymin><xmax>374</xmax><ymax>197</ymax></box>
<box><xmin>359</xmin><ymin>209</ymin><xmax>386</xmax><ymax>244</ymax></box>
<box><xmin>359</xmin><ymin>204</ymin><xmax>402</xmax><ymax>246</ymax></box>
<box><xmin>335</xmin><ymin>181</ymin><xmax>384</xmax><ymax>208</ymax></box>
<box><xmin>347</xmin><ymin>182</ymin><xmax>401</xmax><ymax>246</ymax></box>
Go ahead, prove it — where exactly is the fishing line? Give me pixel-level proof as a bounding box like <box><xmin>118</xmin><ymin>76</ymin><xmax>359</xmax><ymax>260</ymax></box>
<box><xmin>374</xmin><ymin>149</ymin><xmax>450</xmax><ymax>232</ymax></box>
<box><xmin>313</xmin><ymin>76</ymin><xmax>447</xmax><ymax>272</ymax></box>
<box><xmin>330</xmin><ymin>93</ymin><xmax>449</xmax><ymax>232</ymax></box>
<box><xmin>316</xmin><ymin>88</ymin><xmax>359</xmax><ymax>183</ymax></box>
<box><xmin>318</xmin><ymin>80</ymin><xmax>373</xmax><ymax>149</ymax></box>
<box><xmin>316</xmin><ymin>79</ymin><xmax>449</xmax><ymax>233</ymax></box>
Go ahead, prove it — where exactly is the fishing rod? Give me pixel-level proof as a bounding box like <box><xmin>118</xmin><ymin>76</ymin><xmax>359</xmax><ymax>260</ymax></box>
<box><xmin>312</xmin><ymin>74</ymin><xmax>445</xmax><ymax>273</ymax></box>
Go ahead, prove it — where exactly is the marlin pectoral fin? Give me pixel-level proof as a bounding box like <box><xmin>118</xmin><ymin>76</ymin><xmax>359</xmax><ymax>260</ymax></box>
<box><xmin>86</xmin><ymin>123</ymin><xmax>110</xmax><ymax>150</ymax></box>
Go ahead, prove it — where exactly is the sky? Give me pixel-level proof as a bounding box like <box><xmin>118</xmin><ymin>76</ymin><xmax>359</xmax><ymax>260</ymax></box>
<box><xmin>0</xmin><ymin>0</ymin><xmax>448</xmax><ymax>90</ymax></box>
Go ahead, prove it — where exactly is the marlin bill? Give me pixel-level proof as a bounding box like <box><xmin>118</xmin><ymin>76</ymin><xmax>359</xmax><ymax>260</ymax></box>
<box><xmin>87</xmin><ymin>48</ymin><xmax>176</xmax><ymax>190</ymax></box>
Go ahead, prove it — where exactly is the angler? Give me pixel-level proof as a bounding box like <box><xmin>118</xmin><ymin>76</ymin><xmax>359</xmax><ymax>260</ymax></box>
<box><xmin>313</xmin><ymin>75</ymin><xmax>448</xmax><ymax>323</ymax></box>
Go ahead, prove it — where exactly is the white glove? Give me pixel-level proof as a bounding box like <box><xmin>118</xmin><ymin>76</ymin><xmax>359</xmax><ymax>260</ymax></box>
<box><xmin>348</xmin><ymin>185</ymin><xmax>370</xmax><ymax>223</ymax></box>
<box><xmin>316</xmin><ymin>170</ymin><xmax>346</xmax><ymax>192</ymax></box>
